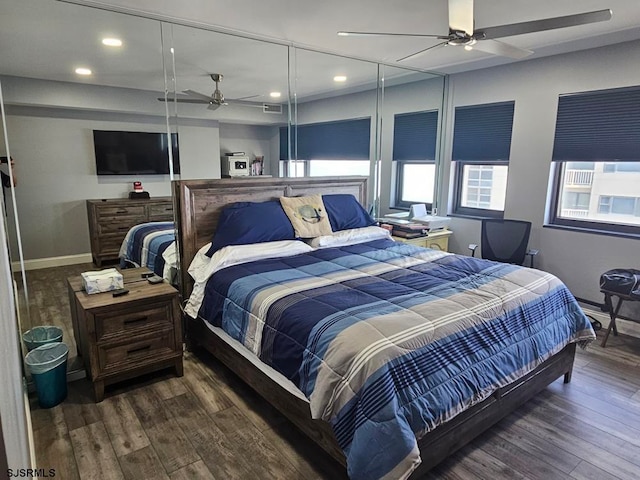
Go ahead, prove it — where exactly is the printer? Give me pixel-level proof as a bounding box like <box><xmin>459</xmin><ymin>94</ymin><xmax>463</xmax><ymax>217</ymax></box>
<box><xmin>221</xmin><ymin>155</ymin><xmax>250</xmax><ymax>177</ymax></box>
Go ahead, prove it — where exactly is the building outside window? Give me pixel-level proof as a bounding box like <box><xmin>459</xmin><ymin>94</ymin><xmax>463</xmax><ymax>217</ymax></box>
<box><xmin>392</xmin><ymin>110</ymin><xmax>439</xmax><ymax>210</ymax></box>
<box><xmin>451</xmin><ymin>101</ymin><xmax>515</xmax><ymax>218</ymax></box>
<box><xmin>550</xmin><ymin>85</ymin><xmax>640</xmax><ymax>236</ymax></box>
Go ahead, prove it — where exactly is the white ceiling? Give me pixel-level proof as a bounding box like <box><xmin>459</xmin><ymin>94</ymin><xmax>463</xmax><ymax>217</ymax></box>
<box><xmin>76</xmin><ymin>0</ymin><xmax>640</xmax><ymax>73</ymax></box>
<box><xmin>1</xmin><ymin>0</ymin><xmax>639</xmax><ymax>105</ymax></box>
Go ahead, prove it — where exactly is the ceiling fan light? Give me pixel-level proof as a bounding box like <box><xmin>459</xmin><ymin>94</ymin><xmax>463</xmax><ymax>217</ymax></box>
<box><xmin>102</xmin><ymin>37</ymin><xmax>122</xmax><ymax>47</ymax></box>
<box><xmin>334</xmin><ymin>75</ymin><xmax>347</xmax><ymax>82</ymax></box>
<box><xmin>270</xmin><ymin>92</ymin><xmax>281</xmax><ymax>98</ymax></box>
<box><xmin>75</xmin><ymin>67</ymin><xmax>92</xmax><ymax>76</ymax></box>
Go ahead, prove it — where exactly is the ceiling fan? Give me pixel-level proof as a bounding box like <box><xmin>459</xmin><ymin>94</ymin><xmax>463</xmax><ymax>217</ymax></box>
<box><xmin>338</xmin><ymin>0</ymin><xmax>612</xmax><ymax>62</ymax></box>
<box><xmin>158</xmin><ymin>73</ymin><xmax>263</xmax><ymax>110</ymax></box>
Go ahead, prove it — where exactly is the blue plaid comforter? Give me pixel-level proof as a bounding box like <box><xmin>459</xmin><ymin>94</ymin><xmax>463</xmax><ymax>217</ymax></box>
<box><xmin>196</xmin><ymin>239</ymin><xmax>595</xmax><ymax>480</ymax></box>
<box><xmin>119</xmin><ymin>222</ymin><xmax>174</xmax><ymax>278</ymax></box>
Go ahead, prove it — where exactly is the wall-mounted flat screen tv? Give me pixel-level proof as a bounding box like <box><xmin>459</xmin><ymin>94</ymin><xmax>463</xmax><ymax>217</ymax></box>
<box><xmin>93</xmin><ymin>130</ymin><xmax>180</xmax><ymax>175</ymax></box>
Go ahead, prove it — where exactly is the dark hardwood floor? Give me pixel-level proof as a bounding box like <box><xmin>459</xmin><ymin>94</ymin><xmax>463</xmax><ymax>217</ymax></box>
<box><xmin>26</xmin><ymin>265</ymin><xmax>640</xmax><ymax>479</ymax></box>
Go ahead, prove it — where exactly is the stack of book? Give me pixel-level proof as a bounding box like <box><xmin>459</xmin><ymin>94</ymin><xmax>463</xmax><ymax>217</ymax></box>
<box><xmin>379</xmin><ymin>218</ymin><xmax>428</xmax><ymax>238</ymax></box>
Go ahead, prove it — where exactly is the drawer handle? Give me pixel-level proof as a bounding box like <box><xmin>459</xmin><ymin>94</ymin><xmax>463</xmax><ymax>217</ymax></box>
<box><xmin>118</xmin><ymin>226</ymin><xmax>130</xmax><ymax>231</ymax></box>
<box><xmin>124</xmin><ymin>316</ymin><xmax>148</xmax><ymax>326</ymax></box>
<box><xmin>127</xmin><ymin>345</ymin><xmax>151</xmax><ymax>356</ymax></box>
<box><xmin>116</xmin><ymin>209</ymin><xmax>128</xmax><ymax>214</ymax></box>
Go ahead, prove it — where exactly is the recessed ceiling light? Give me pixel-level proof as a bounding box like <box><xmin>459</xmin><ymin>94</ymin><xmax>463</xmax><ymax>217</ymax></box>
<box><xmin>269</xmin><ymin>92</ymin><xmax>281</xmax><ymax>98</ymax></box>
<box><xmin>333</xmin><ymin>75</ymin><xmax>347</xmax><ymax>82</ymax></box>
<box><xmin>75</xmin><ymin>67</ymin><xmax>92</xmax><ymax>76</ymax></box>
<box><xmin>102</xmin><ymin>38</ymin><xmax>122</xmax><ymax>47</ymax></box>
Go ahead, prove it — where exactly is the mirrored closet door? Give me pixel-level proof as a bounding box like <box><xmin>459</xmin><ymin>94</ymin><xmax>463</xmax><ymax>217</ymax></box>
<box><xmin>0</xmin><ymin>0</ymin><xmax>171</xmax><ymax>372</ymax></box>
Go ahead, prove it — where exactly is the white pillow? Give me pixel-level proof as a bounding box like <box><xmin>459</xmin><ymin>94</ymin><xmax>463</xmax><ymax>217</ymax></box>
<box><xmin>185</xmin><ymin>240</ymin><xmax>314</xmax><ymax>318</ymax></box>
<box><xmin>308</xmin><ymin>226</ymin><xmax>391</xmax><ymax>249</ymax></box>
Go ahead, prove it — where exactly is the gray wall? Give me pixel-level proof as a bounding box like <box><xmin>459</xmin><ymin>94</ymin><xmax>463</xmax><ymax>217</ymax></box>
<box><xmin>219</xmin><ymin>123</ymin><xmax>280</xmax><ymax>176</ymax></box>
<box><xmin>442</xmin><ymin>39</ymin><xmax>640</xmax><ymax>304</ymax></box>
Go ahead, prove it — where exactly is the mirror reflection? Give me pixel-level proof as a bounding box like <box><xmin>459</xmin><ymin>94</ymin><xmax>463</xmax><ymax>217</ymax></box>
<box><xmin>165</xmin><ymin>23</ymin><xmax>290</xmax><ymax>179</ymax></box>
<box><xmin>0</xmin><ymin>0</ymin><xmax>169</xmax><ymax>372</ymax></box>
<box><xmin>0</xmin><ymin>0</ymin><xmax>446</xmax><ymax>386</ymax></box>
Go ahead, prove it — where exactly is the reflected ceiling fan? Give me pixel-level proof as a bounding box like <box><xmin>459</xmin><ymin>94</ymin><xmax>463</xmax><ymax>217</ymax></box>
<box><xmin>338</xmin><ymin>0</ymin><xmax>612</xmax><ymax>62</ymax></box>
<box><xmin>159</xmin><ymin>73</ymin><xmax>262</xmax><ymax>110</ymax></box>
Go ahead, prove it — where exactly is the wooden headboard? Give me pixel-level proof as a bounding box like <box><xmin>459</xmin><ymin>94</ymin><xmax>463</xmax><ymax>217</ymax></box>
<box><xmin>172</xmin><ymin>176</ymin><xmax>369</xmax><ymax>300</ymax></box>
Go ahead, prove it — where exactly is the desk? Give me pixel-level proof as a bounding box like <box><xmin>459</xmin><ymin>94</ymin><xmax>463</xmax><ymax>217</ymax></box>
<box><xmin>392</xmin><ymin>230</ymin><xmax>452</xmax><ymax>252</ymax></box>
<box><xmin>601</xmin><ymin>289</ymin><xmax>640</xmax><ymax>347</ymax></box>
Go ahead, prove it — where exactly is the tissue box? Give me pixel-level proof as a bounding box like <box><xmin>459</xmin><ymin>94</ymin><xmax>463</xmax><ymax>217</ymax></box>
<box><xmin>81</xmin><ymin>268</ymin><xmax>124</xmax><ymax>294</ymax></box>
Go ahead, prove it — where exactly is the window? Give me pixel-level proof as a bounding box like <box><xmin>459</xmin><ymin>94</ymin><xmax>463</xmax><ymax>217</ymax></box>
<box><xmin>452</xmin><ymin>101</ymin><xmax>515</xmax><ymax>218</ymax></box>
<box><xmin>392</xmin><ymin>111</ymin><xmax>439</xmax><ymax>209</ymax></box>
<box><xmin>549</xmin><ymin>85</ymin><xmax>640</xmax><ymax>236</ymax></box>
<box><xmin>279</xmin><ymin>119</ymin><xmax>371</xmax><ymax>178</ymax></box>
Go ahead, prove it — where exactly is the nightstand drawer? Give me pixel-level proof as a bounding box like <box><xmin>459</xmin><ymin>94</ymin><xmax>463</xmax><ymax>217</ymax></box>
<box><xmin>425</xmin><ymin>236</ymin><xmax>448</xmax><ymax>251</ymax></box>
<box><xmin>95</xmin><ymin>302</ymin><xmax>175</xmax><ymax>342</ymax></box>
<box><xmin>98</xmin><ymin>329</ymin><xmax>176</xmax><ymax>373</ymax></box>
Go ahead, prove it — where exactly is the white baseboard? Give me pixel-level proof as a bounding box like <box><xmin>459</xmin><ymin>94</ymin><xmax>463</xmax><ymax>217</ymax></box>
<box><xmin>12</xmin><ymin>253</ymin><xmax>93</xmax><ymax>271</ymax></box>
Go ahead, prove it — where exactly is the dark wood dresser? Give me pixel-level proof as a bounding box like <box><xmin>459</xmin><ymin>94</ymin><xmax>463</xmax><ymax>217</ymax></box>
<box><xmin>86</xmin><ymin>197</ymin><xmax>173</xmax><ymax>266</ymax></box>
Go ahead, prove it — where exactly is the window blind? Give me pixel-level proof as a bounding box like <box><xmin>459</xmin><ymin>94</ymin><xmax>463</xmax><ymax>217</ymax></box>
<box><xmin>452</xmin><ymin>101</ymin><xmax>515</xmax><ymax>162</ymax></box>
<box><xmin>392</xmin><ymin>110</ymin><xmax>439</xmax><ymax>160</ymax></box>
<box><xmin>552</xmin><ymin>85</ymin><xmax>640</xmax><ymax>162</ymax></box>
<box><xmin>279</xmin><ymin>118</ymin><xmax>371</xmax><ymax>160</ymax></box>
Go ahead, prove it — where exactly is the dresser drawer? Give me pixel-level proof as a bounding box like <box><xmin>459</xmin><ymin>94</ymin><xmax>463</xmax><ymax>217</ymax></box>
<box><xmin>97</xmin><ymin>329</ymin><xmax>176</xmax><ymax>373</ymax></box>
<box><xmin>148</xmin><ymin>203</ymin><xmax>173</xmax><ymax>220</ymax></box>
<box><xmin>98</xmin><ymin>216</ymin><xmax>145</xmax><ymax>234</ymax></box>
<box><xmin>96</xmin><ymin>234</ymin><xmax>127</xmax><ymax>256</ymax></box>
<box><xmin>95</xmin><ymin>302</ymin><xmax>175</xmax><ymax>342</ymax></box>
<box><xmin>97</xmin><ymin>205</ymin><xmax>146</xmax><ymax>218</ymax></box>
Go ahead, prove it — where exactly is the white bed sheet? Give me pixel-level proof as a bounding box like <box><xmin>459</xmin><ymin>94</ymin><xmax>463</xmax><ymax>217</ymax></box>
<box><xmin>202</xmin><ymin>321</ymin><xmax>309</xmax><ymax>402</ymax></box>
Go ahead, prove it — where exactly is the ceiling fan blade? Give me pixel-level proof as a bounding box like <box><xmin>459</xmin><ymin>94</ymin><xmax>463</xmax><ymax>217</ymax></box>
<box><xmin>338</xmin><ymin>30</ymin><xmax>448</xmax><ymax>39</ymax></box>
<box><xmin>470</xmin><ymin>39</ymin><xmax>533</xmax><ymax>59</ymax></box>
<box><xmin>449</xmin><ymin>0</ymin><xmax>474</xmax><ymax>36</ymax></box>
<box><xmin>479</xmin><ymin>9</ymin><xmax>612</xmax><ymax>40</ymax></box>
<box><xmin>234</xmin><ymin>94</ymin><xmax>261</xmax><ymax>100</ymax></box>
<box><xmin>157</xmin><ymin>96</ymin><xmax>208</xmax><ymax>104</ymax></box>
<box><xmin>397</xmin><ymin>41</ymin><xmax>448</xmax><ymax>62</ymax></box>
<box><xmin>207</xmin><ymin>103</ymin><xmax>222</xmax><ymax>111</ymax></box>
<box><xmin>183</xmin><ymin>89</ymin><xmax>215</xmax><ymax>102</ymax></box>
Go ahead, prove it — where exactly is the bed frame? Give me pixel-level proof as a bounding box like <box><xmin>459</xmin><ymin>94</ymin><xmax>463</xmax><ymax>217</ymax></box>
<box><xmin>173</xmin><ymin>176</ymin><xmax>576</xmax><ymax>477</ymax></box>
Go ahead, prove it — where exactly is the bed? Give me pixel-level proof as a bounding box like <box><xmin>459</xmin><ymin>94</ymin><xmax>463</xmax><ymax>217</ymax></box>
<box><xmin>118</xmin><ymin>221</ymin><xmax>177</xmax><ymax>283</ymax></box>
<box><xmin>173</xmin><ymin>176</ymin><xmax>594</xmax><ymax>480</ymax></box>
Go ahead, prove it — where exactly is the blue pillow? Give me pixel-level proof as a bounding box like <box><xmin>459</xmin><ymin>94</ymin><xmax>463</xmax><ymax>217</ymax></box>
<box><xmin>206</xmin><ymin>201</ymin><xmax>295</xmax><ymax>256</ymax></box>
<box><xmin>322</xmin><ymin>194</ymin><xmax>376</xmax><ymax>232</ymax></box>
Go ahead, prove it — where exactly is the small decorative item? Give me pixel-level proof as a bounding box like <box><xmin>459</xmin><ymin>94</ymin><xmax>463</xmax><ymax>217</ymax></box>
<box><xmin>252</xmin><ymin>156</ymin><xmax>264</xmax><ymax>176</ymax></box>
<box><xmin>129</xmin><ymin>181</ymin><xmax>150</xmax><ymax>199</ymax></box>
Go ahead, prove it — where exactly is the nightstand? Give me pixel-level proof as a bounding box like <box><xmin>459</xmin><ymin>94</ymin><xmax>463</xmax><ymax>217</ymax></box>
<box><xmin>67</xmin><ymin>267</ymin><xmax>183</xmax><ymax>402</ymax></box>
<box><xmin>392</xmin><ymin>229</ymin><xmax>452</xmax><ymax>251</ymax></box>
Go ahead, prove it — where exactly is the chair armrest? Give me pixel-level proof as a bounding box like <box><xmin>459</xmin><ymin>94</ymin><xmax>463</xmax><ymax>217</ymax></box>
<box><xmin>468</xmin><ymin>244</ymin><xmax>478</xmax><ymax>257</ymax></box>
<box><xmin>525</xmin><ymin>249</ymin><xmax>539</xmax><ymax>268</ymax></box>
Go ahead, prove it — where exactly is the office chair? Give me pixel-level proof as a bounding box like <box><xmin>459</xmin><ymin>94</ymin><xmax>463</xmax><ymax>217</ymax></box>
<box><xmin>468</xmin><ymin>219</ymin><xmax>539</xmax><ymax>268</ymax></box>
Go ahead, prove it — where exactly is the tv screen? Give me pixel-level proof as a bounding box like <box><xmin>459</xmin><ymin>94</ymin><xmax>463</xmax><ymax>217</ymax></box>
<box><xmin>93</xmin><ymin>130</ymin><xmax>180</xmax><ymax>175</ymax></box>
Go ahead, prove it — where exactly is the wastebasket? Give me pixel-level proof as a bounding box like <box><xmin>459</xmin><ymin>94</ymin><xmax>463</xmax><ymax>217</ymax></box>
<box><xmin>25</xmin><ymin>342</ymin><xmax>69</xmax><ymax>408</ymax></box>
<box><xmin>22</xmin><ymin>326</ymin><xmax>63</xmax><ymax>352</ymax></box>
